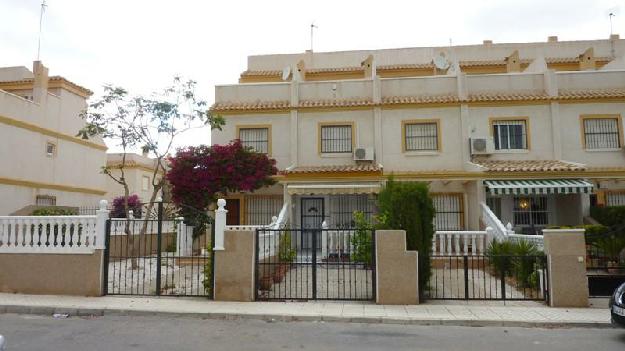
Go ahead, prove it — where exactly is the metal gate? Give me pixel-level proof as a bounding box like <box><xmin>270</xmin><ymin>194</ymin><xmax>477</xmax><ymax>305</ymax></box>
<box><xmin>422</xmin><ymin>255</ymin><xmax>549</xmax><ymax>302</ymax></box>
<box><xmin>103</xmin><ymin>202</ymin><xmax>213</xmax><ymax>297</ymax></box>
<box><xmin>586</xmin><ymin>226</ymin><xmax>625</xmax><ymax>296</ymax></box>
<box><xmin>255</xmin><ymin>228</ymin><xmax>375</xmax><ymax>301</ymax></box>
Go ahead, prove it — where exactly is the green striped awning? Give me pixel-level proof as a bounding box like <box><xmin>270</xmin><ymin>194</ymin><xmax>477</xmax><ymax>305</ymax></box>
<box><xmin>484</xmin><ymin>179</ymin><xmax>594</xmax><ymax>195</ymax></box>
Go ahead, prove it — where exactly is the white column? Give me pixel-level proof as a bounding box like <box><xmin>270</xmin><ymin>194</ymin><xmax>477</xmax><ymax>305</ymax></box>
<box><xmin>176</xmin><ymin>217</ymin><xmax>186</xmax><ymax>256</ymax></box>
<box><xmin>95</xmin><ymin>200</ymin><xmax>109</xmax><ymax>249</ymax></box>
<box><xmin>214</xmin><ymin>198</ymin><xmax>227</xmax><ymax>251</ymax></box>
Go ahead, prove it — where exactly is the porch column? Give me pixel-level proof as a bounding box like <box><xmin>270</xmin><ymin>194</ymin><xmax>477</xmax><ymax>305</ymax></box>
<box><xmin>543</xmin><ymin>229</ymin><xmax>589</xmax><ymax>307</ymax></box>
<box><xmin>375</xmin><ymin>230</ymin><xmax>419</xmax><ymax>305</ymax></box>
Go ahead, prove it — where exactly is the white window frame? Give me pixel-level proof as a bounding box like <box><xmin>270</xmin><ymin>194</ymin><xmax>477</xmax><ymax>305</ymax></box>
<box><xmin>492</xmin><ymin>119</ymin><xmax>528</xmax><ymax>150</ymax></box>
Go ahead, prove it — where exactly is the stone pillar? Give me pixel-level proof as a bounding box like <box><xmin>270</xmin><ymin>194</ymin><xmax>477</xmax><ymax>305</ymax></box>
<box><xmin>375</xmin><ymin>230</ymin><xmax>419</xmax><ymax>305</ymax></box>
<box><xmin>213</xmin><ymin>230</ymin><xmax>256</xmax><ymax>302</ymax></box>
<box><xmin>543</xmin><ymin>229</ymin><xmax>589</xmax><ymax>307</ymax></box>
<box><xmin>213</xmin><ymin>199</ymin><xmax>227</xmax><ymax>251</ymax></box>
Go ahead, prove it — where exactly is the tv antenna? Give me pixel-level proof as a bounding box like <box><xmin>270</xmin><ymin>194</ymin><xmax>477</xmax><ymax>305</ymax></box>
<box><xmin>609</xmin><ymin>12</ymin><xmax>615</xmax><ymax>36</ymax></box>
<box><xmin>310</xmin><ymin>22</ymin><xmax>318</xmax><ymax>52</ymax></box>
<box><xmin>37</xmin><ymin>0</ymin><xmax>47</xmax><ymax>60</ymax></box>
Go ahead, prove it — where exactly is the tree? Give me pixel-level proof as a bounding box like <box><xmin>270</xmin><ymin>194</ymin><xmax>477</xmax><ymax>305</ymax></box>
<box><xmin>377</xmin><ymin>177</ymin><xmax>435</xmax><ymax>293</ymax></box>
<box><xmin>78</xmin><ymin>77</ymin><xmax>224</xmax><ymax>267</ymax></box>
<box><xmin>166</xmin><ymin>140</ymin><xmax>278</xmax><ymax>223</ymax></box>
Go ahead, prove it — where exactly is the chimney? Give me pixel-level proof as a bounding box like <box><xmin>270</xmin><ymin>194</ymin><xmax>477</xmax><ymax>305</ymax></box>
<box><xmin>579</xmin><ymin>47</ymin><xmax>596</xmax><ymax>71</ymax></box>
<box><xmin>505</xmin><ymin>50</ymin><xmax>521</xmax><ymax>72</ymax></box>
<box><xmin>483</xmin><ymin>40</ymin><xmax>493</xmax><ymax>45</ymax></box>
<box><xmin>610</xmin><ymin>34</ymin><xmax>620</xmax><ymax>40</ymax></box>
<box><xmin>32</xmin><ymin>61</ymin><xmax>48</xmax><ymax>104</ymax></box>
<box><xmin>361</xmin><ymin>55</ymin><xmax>375</xmax><ymax>78</ymax></box>
<box><xmin>548</xmin><ymin>36</ymin><xmax>558</xmax><ymax>43</ymax></box>
<box><xmin>296</xmin><ymin>59</ymin><xmax>306</xmax><ymax>81</ymax></box>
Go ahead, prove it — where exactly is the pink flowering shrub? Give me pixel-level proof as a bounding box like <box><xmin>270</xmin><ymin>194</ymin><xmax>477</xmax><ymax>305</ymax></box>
<box><xmin>166</xmin><ymin>140</ymin><xmax>277</xmax><ymax>210</ymax></box>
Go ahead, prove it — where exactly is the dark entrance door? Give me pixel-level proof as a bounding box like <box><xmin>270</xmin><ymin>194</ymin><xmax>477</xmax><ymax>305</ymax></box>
<box><xmin>300</xmin><ymin>197</ymin><xmax>324</xmax><ymax>251</ymax></box>
<box><xmin>225</xmin><ymin>199</ymin><xmax>241</xmax><ymax>225</ymax></box>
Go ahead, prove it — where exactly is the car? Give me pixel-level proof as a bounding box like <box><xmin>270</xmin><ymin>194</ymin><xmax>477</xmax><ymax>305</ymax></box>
<box><xmin>0</xmin><ymin>334</ymin><xmax>5</xmax><ymax>350</ymax></box>
<box><xmin>610</xmin><ymin>282</ymin><xmax>625</xmax><ymax>327</ymax></box>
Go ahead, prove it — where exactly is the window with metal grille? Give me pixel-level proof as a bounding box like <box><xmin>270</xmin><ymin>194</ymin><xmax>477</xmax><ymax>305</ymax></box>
<box><xmin>404</xmin><ymin>122</ymin><xmax>438</xmax><ymax>151</ymax></box>
<box><xmin>239</xmin><ymin>128</ymin><xmax>269</xmax><ymax>153</ymax></box>
<box><xmin>432</xmin><ymin>194</ymin><xmax>464</xmax><ymax>230</ymax></box>
<box><xmin>321</xmin><ymin>125</ymin><xmax>352</xmax><ymax>153</ymax></box>
<box><xmin>606</xmin><ymin>192</ymin><xmax>625</xmax><ymax>206</ymax></box>
<box><xmin>583</xmin><ymin>118</ymin><xmax>621</xmax><ymax>149</ymax></box>
<box><xmin>486</xmin><ymin>197</ymin><xmax>502</xmax><ymax>219</ymax></box>
<box><xmin>245</xmin><ymin>196</ymin><xmax>283</xmax><ymax>225</ymax></box>
<box><xmin>513</xmin><ymin>196</ymin><xmax>549</xmax><ymax>226</ymax></box>
<box><xmin>493</xmin><ymin>120</ymin><xmax>527</xmax><ymax>150</ymax></box>
<box><xmin>328</xmin><ymin>194</ymin><xmax>376</xmax><ymax>228</ymax></box>
<box><xmin>36</xmin><ymin>195</ymin><xmax>56</xmax><ymax>206</ymax></box>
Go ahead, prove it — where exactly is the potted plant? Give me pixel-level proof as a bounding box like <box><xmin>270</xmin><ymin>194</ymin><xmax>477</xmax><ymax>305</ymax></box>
<box><xmin>277</xmin><ymin>231</ymin><xmax>296</xmax><ymax>274</ymax></box>
<box><xmin>259</xmin><ymin>275</ymin><xmax>273</xmax><ymax>291</ymax></box>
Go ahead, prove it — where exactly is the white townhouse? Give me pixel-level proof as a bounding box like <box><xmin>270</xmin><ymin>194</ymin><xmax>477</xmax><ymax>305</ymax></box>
<box><xmin>210</xmin><ymin>35</ymin><xmax>625</xmax><ymax>236</ymax></box>
<box><xmin>0</xmin><ymin>61</ymin><xmax>108</xmax><ymax>215</ymax></box>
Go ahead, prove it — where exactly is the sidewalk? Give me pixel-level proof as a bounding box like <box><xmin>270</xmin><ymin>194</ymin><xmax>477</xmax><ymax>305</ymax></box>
<box><xmin>0</xmin><ymin>293</ymin><xmax>612</xmax><ymax>328</ymax></box>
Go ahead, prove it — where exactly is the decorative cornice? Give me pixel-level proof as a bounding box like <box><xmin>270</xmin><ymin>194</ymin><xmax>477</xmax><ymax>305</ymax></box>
<box><xmin>0</xmin><ymin>114</ymin><xmax>108</xmax><ymax>151</ymax></box>
<box><xmin>0</xmin><ymin>76</ymin><xmax>93</xmax><ymax>98</ymax></box>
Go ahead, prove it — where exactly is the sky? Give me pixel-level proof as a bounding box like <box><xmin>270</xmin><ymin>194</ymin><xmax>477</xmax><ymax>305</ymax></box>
<box><xmin>1</xmin><ymin>0</ymin><xmax>624</xmax><ymax>152</ymax></box>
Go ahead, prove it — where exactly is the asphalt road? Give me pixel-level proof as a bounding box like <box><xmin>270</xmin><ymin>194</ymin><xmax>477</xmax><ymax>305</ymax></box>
<box><xmin>0</xmin><ymin>313</ymin><xmax>624</xmax><ymax>351</ymax></box>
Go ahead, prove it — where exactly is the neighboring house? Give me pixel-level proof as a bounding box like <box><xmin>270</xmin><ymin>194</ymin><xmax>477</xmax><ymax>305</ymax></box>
<box><xmin>105</xmin><ymin>152</ymin><xmax>164</xmax><ymax>203</ymax></box>
<box><xmin>210</xmin><ymin>35</ymin><xmax>625</xmax><ymax>233</ymax></box>
<box><xmin>0</xmin><ymin>61</ymin><xmax>107</xmax><ymax>215</ymax></box>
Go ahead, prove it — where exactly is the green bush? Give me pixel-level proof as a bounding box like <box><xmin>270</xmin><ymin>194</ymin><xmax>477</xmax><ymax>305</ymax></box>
<box><xmin>590</xmin><ymin>206</ymin><xmax>625</xmax><ymax>226</ymax></box>
<box><xmin>351</xmin><ymin>211</ymin><xmax>373</xmax><ymax>266</ymax></box>
<box><xmin>486</xmin><ymin>239</ymin><xmax>542</xmax><ymax>288</ymax></box>
<box><xmin>32</xmin><ymin>207</ymin><xmax>78</xmax><ymax>216</ymax></box>
<box><xmin>202</xmin><ymin>245</ymin><xmax>213</xmax><ymax>296</ymax></box>
<box><xmin>278</xmin><ymin>231</ymin><xmax>296</xmax><ymax>263</ymax></box>
<box><xmin>377</xmin><ymin>177</ymin><xmax>435</xmax><ymax>293</ymax></box>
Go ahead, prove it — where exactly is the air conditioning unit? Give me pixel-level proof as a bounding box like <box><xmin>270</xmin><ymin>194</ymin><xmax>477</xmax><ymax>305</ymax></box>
<box><xmin>354</xmin><ymin>147</ymin><xmax>374</xmax><ymax>161</ymax></box>
<box><xmin>470</xmin><ymin>137</ymin><xmax>494</xmax><ymax>155</ymax></box>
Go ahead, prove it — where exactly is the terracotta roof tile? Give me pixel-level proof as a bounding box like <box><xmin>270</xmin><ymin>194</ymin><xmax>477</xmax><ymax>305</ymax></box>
<box><xmin>558</xmin><ymin>88</ymin><xmax>625</xmax><ymax>100</ymax></box>
<box><xmin>240</xmin><ymin>70</ymin><xmax>281</xmax><ymax>77</ymax></box>
<box><xmin>305</xmin><ymin>66</ymin><xmax>364</xmax><ymax>74</ymax></box>
<box><xmin>468</xmin><ymin>91</ymin><xmax>551</xmax><ymax>102</ymax></box>
<box><xmin>546</xmin><ymin>56</ymin><xmax>611</xmax><ymax>64</ymax></box>
<box><xmin>299</xmin><ymin>98</ymin><xmax>374</xmax><ymax>108</ymax></box>
<box><xmin>285</xmin><ymin>164</ymin><xmax>382</xmax><ymax>174</ymax></box>
<box><xmin>472</xmin><ymin>158</ymin><xmax>586</xmax><ymax>172</ymax></box>
<box><xmin>377</xmin><ymin>63</ymin><xmax>434</xmax><ymax>70</ymax></box>
<box><xmin>383</xmin><ymin>94</ymin><xmax>459</xmax><ymax>104</ymax></box>
<box><xmin>210</xmin><ymin>100</ymin><xmax>290</xmax><ymax>112</ymax></box>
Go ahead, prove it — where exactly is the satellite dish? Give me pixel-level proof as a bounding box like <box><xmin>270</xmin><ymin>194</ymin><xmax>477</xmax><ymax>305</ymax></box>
<box><xmin>281</xmin><ymin>66</ymin><xmax>292</xmax><ymax>81</ymax></box>
<box><xmin>433</xmin><ymin>53</ymin><xmax>450</xmax><ymax>70</ymax></box>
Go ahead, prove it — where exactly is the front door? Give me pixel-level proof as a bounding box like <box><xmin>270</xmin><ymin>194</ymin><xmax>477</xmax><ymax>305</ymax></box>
<box><xmin>300</xmin><ymin>198</ymin><xmax>324</xmax><ymax>251</ymax></box>
<box><xmin>225</xmin><ymin>199</ymin><xmax>241</xmax><ymax>225</ymax></box>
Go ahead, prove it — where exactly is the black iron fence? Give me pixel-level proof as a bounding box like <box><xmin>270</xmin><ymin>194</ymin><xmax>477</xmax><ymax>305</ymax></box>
<box><xmin>423</xmin><ymin>255</ymin><xmax>549</xmax><ymax>301</ymax></box>
<box><xmin>585</xmin><ymin>227</ymin><xmax>625</xmax><ymax>296</ymax></box>
<box><xmin>255</xmin><ymin>228</ymin><xmax>375</xmax><ymax>301</ymax></box>
<box><xmin>103</xmin><ymin>202</ymin><xmax>213</xmax><ymax>297</ymax></box>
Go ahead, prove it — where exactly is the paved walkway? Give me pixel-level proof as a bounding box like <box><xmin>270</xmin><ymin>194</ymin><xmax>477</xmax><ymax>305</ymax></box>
<box><xmin>0</xmin><ymin>293</ymin><xmax>612</xmax><ymax>328</ymax></box>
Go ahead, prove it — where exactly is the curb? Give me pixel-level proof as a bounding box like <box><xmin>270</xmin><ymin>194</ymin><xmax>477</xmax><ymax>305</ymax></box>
<box><xmin>0</xmin><ymin>304</ymin><xmax>613</xmax><ymax>329</ymax></box>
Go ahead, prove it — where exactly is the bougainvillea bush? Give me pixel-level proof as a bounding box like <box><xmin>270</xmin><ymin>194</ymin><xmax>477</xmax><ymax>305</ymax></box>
<box><xmin>111</xmin><ymin>194</ymin><xmax>143</xmax><ymax>218</ymax></box>
<box><xmin>166</xmin><ymin>140</ymin><xmax>278</xmax><ymax>212</ymax></box>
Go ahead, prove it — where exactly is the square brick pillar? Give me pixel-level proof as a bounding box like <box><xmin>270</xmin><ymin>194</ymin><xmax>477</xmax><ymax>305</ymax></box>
<box><xmin>543</xmin><ymin>229</ymin><xmax>589</xmax><ymax>307</ymax></box>
<box><xmin>375</xmin><ymin>230</ymin><xmax>419</xmax><ymax>305</ymax></box>
<box><xmin>213</xmin><ymin>230</ymin><xmax>256</xmax><ymax>302</ymax></box>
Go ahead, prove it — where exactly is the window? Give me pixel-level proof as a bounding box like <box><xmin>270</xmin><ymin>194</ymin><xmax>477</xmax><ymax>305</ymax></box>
<box><xmin>582</xmin><ymin>116</ymin><xmax>621</xmax><ymax>150</ymax></box>
<box><xmin>513</xmin><ymin>196</ymin><xmax>549</xmax><ymax>228</ymax></box>
<box><xmin>245</xmin><ymin>196</ymin><xmax>283</xmax><ymax>225</ymax></box>
<box><xmin>328</xmin><ymin>194</ymin><xmax>376</xmax><ymax>228</ymax></box>
<box><xmin>46</xmin><ymin>142</ymin><xmax>56</xmax><ymax>157</ymax></box>
<box><xmin>492</xmin><ymin>119</ymin><xmax>528</xmax><ymax>150</ymax></box>
<box><xmin>486</xmin><ymin>197</ymin><xmax>502</xmax><ymax>219</ymax></box>
<box><xmin>432</xmin><ymin>194</ymin><xmax>464</xmax><ymax>230</ymax></box>
<box><xmin>606</xmin><ymin>192</ymin><xmax>625</xmax><ymax>206</ymax></box>
<box><xmin>238</xmin><ymin>127</ymin><xmax>270</xmax><ymax>154</ymax></box>
<box><xmin>403</xmin><ymin>121</ymin><xmax>439</xmax><ymax>151</ymax></box>
<box><xmin>320</xmin><ymin>124</ymin><xmax>353</xmax><ymax>153</ymax></box>
<box><xmin>36</xmin><ymin>195</ymin><xmax>56</xmax><ymax>206</ymax></box>
<box><xmin>141</xmin><ymin>175</ymin><xmax>150</xmax><ymax>191</ymax></box>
